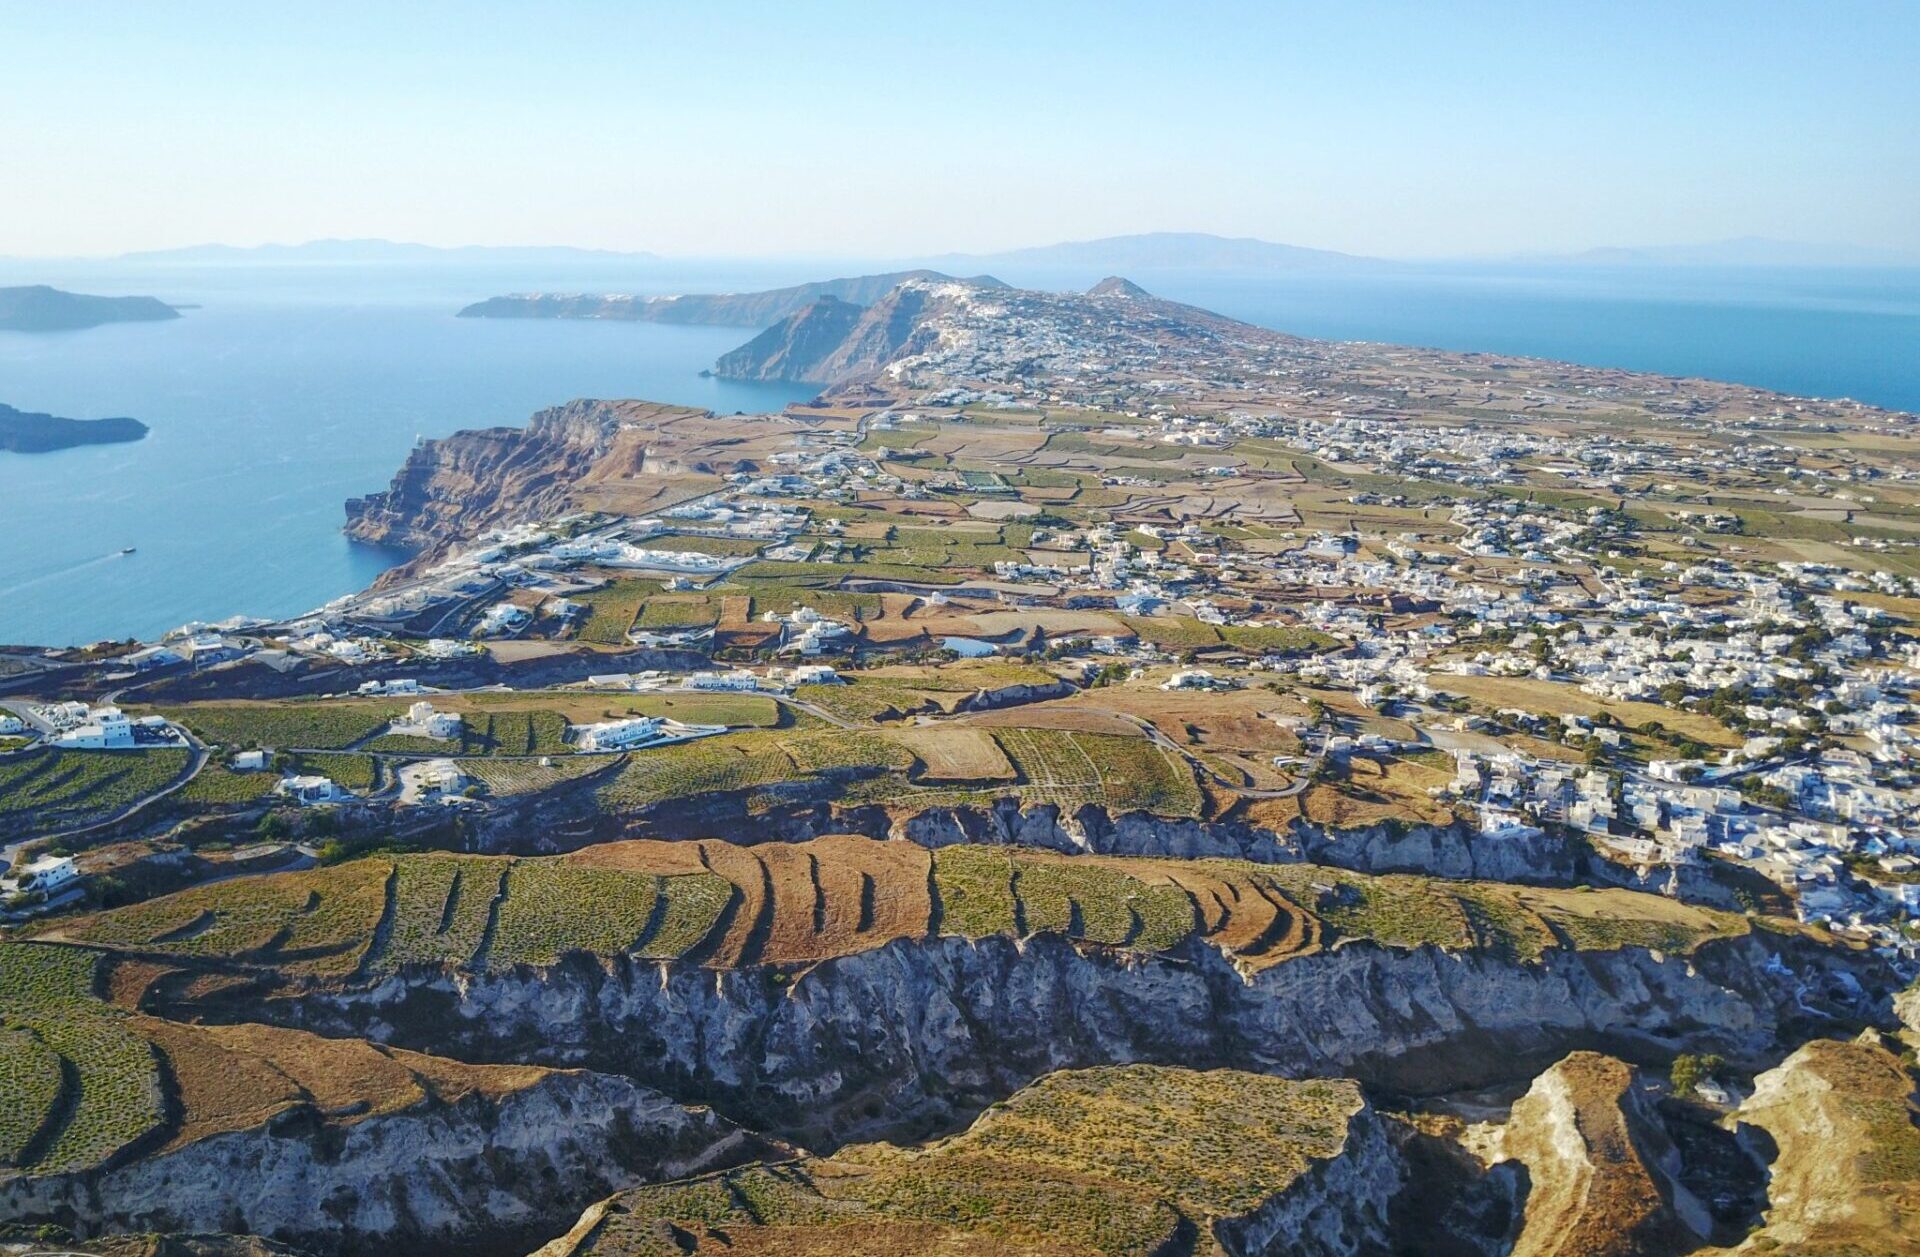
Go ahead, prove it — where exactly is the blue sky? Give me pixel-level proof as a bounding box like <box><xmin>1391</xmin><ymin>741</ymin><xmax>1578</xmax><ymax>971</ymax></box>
<box><xmin>2</xmin><ymin>1</ymin><xmax>1915</xmax><ymax>258</ymax></box>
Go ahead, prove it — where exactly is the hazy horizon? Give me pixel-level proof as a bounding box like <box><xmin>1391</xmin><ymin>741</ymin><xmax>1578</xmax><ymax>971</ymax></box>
<box><xmin>3</xmin><ymin>2</ymin><xmax>1916</xmax><ymax>261</ymax></box>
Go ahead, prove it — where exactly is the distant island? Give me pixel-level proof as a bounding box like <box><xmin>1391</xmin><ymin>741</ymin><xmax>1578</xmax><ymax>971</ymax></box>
<box><xmin>455</xmin><ymin>269</ymin><xmax>1004</xmax><ymax>328</ymax></box>
<box><xmin>0</xmin><ymin>401</ymin><xmax>148</xmax><ymax>452</ymax></box>
<box><xmin>0</xmin><ymin>284</ymin><xmax>179</xmax><ymax>332</ymax></box>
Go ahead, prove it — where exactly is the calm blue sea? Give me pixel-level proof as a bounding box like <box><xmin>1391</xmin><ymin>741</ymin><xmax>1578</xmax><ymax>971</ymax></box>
<box><xmin>0</xmin><ymin>263</ymin><xmax>815</xmax><ymax>646</ymax></box>
<box><xmin>1</xmin><ymin>259</ymin><xmax>1915</xmax><ymax>646</ymax></box>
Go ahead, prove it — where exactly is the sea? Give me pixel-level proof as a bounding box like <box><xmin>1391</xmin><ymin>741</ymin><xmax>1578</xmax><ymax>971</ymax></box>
<box><xmin>1</xmin><ymin>257</ymin><xmax>1916</xmax><ymax>647</ymax></box>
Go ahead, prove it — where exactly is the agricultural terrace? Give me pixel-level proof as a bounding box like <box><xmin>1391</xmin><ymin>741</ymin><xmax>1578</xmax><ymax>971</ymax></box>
<box><xmin>552</xmin><ymin>1065</ymin><xmax>1369</xmax><ymax>1257</ymax></box>
<box><xmin>47</xmin><ymin>839</ymin><xmax>1750</xmax><ymax>981</ymax></box>
<box><xmin>0</xmin><ymin>941</ymin><xmax>553</xmax><ymax>1178</ymax></box>
<box><xmin>0</xmin><ymin>747</ymin><xmax>192</xmax><ymax>833</ymax></box>
<box><xmin>587</xmin><ymin>721</ymin><xmax>1203</xmax><ymax>817</ymax></box>
<box><xmin>153</xmin><ymin>700</ymin><xmax>403</xmax><ymax>750</ymax></box>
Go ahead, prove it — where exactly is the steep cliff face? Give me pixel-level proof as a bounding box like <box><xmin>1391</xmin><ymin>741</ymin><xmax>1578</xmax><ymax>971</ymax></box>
<box><xmin>0</xmin><ymin>1070</ymin><xmax>761</xmax><ymax>1256</ymax></box>
<box><xmin>226</xmin><ymin>930</ymin><xmax>1865</xmax><ymax>1150</ymax></box>
<box><xmin>1495</xmin><ymin>1053</ymin><xmax>1710</xmax><ymax>1257</ymax></box>
<box><xmin>1724</xmin><ymin>1033</ymin><xmax>1920</xmax><ymax>1254</ymax></box>
<box><xmin>710</xmin><ymin>296</ymin><xmax>868</xmax><ymax>382</ymax></box>
<box><xmin>531</xmin><ymin>1066</ymin><xmax>1407</xmax><ymax>1257</ymax></box>
<box><xmin>711</xmin><ymin>280</ymin><xmax>969</xmax><ymax>383</ymax></box>
<box><xmin>342</xmin><ymin>399</ymin><xmax>700</xmax><ymax>553</ymax></box>
<box><xmin>1217</xmin><ymin>1101</ymin><xmax>1403</xmax><ymax>1256</ymax></box>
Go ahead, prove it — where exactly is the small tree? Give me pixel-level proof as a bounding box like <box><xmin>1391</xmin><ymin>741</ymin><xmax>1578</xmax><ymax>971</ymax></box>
<box><xmin>1670</xmin><ymin>1052</ymin><xmax>1725</xmax><ymax>1099</ymax></box>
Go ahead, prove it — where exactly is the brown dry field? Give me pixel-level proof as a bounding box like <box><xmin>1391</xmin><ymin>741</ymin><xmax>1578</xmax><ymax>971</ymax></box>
<box><xmin>571</xmin><ymin>834</ymin><xmax>934</xmax><ymax>967</ymax></box>
<box><xmin>1027</xmin><ymin>850</ymin><xmax>1322</xmax><ymax>971</ymax></box>
<box><xmin>484</xmin><ymin>639</ymin><xmax>590</xmax><ymax>663</ymax></box>
<box><xmin>1293</xmin><ymin>754</ymin><xmax>1458</xmax><ymax>829</ymax></box>
<box><xmin>137</xmin><ymin>1016</ymin><xmax>551</xmax><ymax>1152</ymax></box>
<box><xmin>889</xmin><ymin>728</ymin><xmax>1016</xmax><ymax>782</ymax></box>
<box><xmin>1424</xmin><ymin>673</ymin><xmax>1738</xmax><ymax>747</ymax></box>
<box><xmin>960</xmin><ymin>704</ymin><xmax>1143</xmax><ymax>736</ymax></box>
<box><xmin>919</xmin><ymin>429</ymin><xmax>1047</xmax><ymax>461</ymax></box>
<box><xmin>962</xmin><ymin>609</ymin><xmax>1129</xmax><ymax>636</ymax></box>
<box><xmin>1066</xmin><ymin>687</ymin><xmax>1298</xmax><ymax>751</ymax></box>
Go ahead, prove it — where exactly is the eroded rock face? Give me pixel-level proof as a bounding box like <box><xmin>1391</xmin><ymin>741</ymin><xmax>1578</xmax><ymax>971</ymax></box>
<box><xmin>712</xmin><ymin>283</ymin><xmax>956</xmax><ymax>384</ymax></box>
<box><xmin>222</xmin><ymin>931</ymin><xmax>1862</xmax><ymax>1150</ymax></box>
<box><xmin>1494</xmin><ymin>1052</ymin><xmax>1710</xmax><ymax>1257</ymax></box>
<box><xmin>1727</xmin><ymin>1033</ymin><xmax>1920</xmax><ymax>1255</ymax></box>
<box><xmin>1219</xmin><ymin>1100</ymin><xmax>1403</xmax><ymax>1256</ymax></box>
<box><xmin>343</xmin><ymin>399</ymin><xmax>634</xmax><ymax>552</ymax></box>
<box><xmin>0</xmin><ymin>1071</ymin><xmax>762</xmax><ymax>1257</ymax></box>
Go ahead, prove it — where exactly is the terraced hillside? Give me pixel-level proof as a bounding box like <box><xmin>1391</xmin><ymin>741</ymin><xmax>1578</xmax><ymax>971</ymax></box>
<box><xmin>538</xmin><ymin>1065</ymin><xmax>1392</xmax><ymax>1257</ymax></box>
<box><xmin>47</xmin><ymin>837</ymin><xmax>1750</xmax><ymax>979</ymax></box>
<box><xmin>0</xmin><ymin>941</ymin><xmax>762</xmax><ymax>1252</ymax></box>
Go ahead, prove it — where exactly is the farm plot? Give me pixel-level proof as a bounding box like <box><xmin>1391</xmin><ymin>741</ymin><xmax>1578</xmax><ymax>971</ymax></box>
<box><xmin>461</xmin><ymin>710</ymin><xmax>572</xmax><ymax>757</ymax></box>
<box><xmin>0</xmin><ymin>943</ymin><xmax>165</xmax><ymax>1174</ymax></box>
<box><xmin>62</xmin><ymin>860</ymin><xmax>393</xmax><ymax>977</ymax></box>
<box><xmin>157</xmin><ymin>701</ymin><xmax>401</xmax><ymax>749</ymax></box>
<box><xmin>176</xmin><ymin>762</ymin><xmax>279</xmax><ymax>805</ymax></box>
<box><xmin>994</xmin><ymin>727</ymin><xmax>1099</xmax><ymax>788</ymax></box>
<box><xmin>51</xmin><ymin>844</ymin><xmax>1752</xmax><ymax>989</ymax></box>
<box><xmin>861</xmin><ymin>658</ymin><xmax>1060</xmax><ymax>693</ymax></box>
<box><xmin>487</xmin><ymin>861</ymin><xmax>732</xmax><ymax>969</ymax></box>
<box><xmin>779</xmin><ymin>730</ymin><xmax>914</xmax><ymax>776</ymax></box>
<box><xmin>635</xmin><ymin>596</ymin><xmax>723</xmax><ymax>629</ymax></box>
<box><xmin>578</xmin><ymin>835</ymin><xmax>935</xmax><ymax>967</ymax></box>
<box><xmin>932</xmin><ymin>848</ymin><xmax>1196</xmax><ymax>952</ymax></box>
<box><xmin>594</xmin><ymin>732</ymin><xmax>797</xmax><ymax>810</ymax></box>
<box><xmin>291</xmin><ymin>751</ymin><xmax>379</xmax><ymax>792</ymax></box>
<box><xmin>1422</xmin><ymin>673</ymin><xmax>1739</xmax><ymax>748</ymax></box>
<box><xmin>366</xmin><ymin>856</ymin><xmax>504</xmax><ymax>972</ymax></box>
<box><xmin>889</xmin><ymin>728</ymin><xmax>1016</xmax><ymax>783</ymax></box>
<box><xmin>1116</xmin><ymin>614</ymin><xmax>1222</xmax><ymax>650</ymax></box>
<box><xmin>792</xmin><ymin>679</ymin><xmax>933</xmax><ymax>724</ymax></box>
<box><xmin>573</xmin><ymin>580</ymin><xmax>653</xmax><ymax>644</ymax></box>
<box><xmin>463</xmin><ymin>755</ymin><xmax>613</xmax><ymax>796</ymax></box>
<box><xmin>990</xmin><ymin>727</ymin><xmax>1202</xmax><ymax>816</ymax></box>
<box><xmin>0</xmin><ymin>748</ymin><xmax>191</xmax><ymax>833</ymax></box>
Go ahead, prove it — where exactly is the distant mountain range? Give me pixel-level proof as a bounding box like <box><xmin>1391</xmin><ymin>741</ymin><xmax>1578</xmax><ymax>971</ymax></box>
<box><xmin>0</xmin><ymin>285</ymin><xmax>179</xmax><ymax>332</ymax></box>
<box><xmin>921</xmin><ymin>231</ymin><xmax>1384</xmax><ymax>275</ymax></box>
<box><xmin>458</xmin><ymin>270</ymin><xmax>1006</xmax><ymax>328</ymax></box>
<box><xmin>12</xmin><ymin>233</ymin><xmax>1910</xmax><ymax>275</ymax></box>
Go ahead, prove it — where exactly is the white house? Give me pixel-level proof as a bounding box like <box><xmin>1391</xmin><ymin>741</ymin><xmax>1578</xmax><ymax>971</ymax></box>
<box><xmin>399</xmin><ymin>758</ymin><xmax>469</xmax><ymax>802</ymax></box>
<box><xmin>475</xmin><ymin>603</ymin><xmax>532</xmax><ymax>636</ymax></box>
<box><xmin>232</xmin><ymin>750</ymin><xmax>270</xmax><ymax>772</ymax></box>
<box><xmin>1161</xmin><ymin>668</ymin><xmax>1217</xmax><ymax>691</ymax></box>
<box><xmin>277</xmin><ymin>775</ymin><xmax>346</xmax><ymax>805</ymax></box>
<box><xmin>391</xmin><ymin>701</ymin><xmax>463</xmax><ymax>740</ymax></box>
<box><xmin>574</xmin><ymin>716</ymin><xmax>665</xmax><ymax>752</ymax></box>
<box><xmin>52</xmin><ymin>706</ymin><xmax>135</xmax><ymax>749</ymax></box>
<box><xmin>688</xmin><ymin>670</ymin><xmax>762</xmax><ymax>692</ymax></box>
<box><xmin>4</xmin><ymin>855</ymin><xmax>78</xmax><ymax>895</ymax></box>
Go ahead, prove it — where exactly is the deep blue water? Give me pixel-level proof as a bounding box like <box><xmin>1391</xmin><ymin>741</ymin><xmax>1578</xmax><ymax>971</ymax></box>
<box><xmin>990</xmin><ymin>264</ymin><xmax>1920</xmax><ymax>414</ymax></box>
<box><xmin>0</xmin><ymin>265</ymin><xmax>814</xmax><ymax>646</ymax></box>
<box><xmin>1</xmin><ymin>259</ymin><xmax>1915</xmax><ymax>646</ymax></box>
